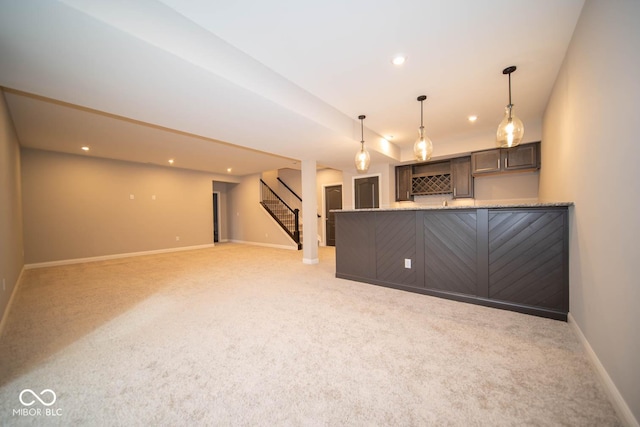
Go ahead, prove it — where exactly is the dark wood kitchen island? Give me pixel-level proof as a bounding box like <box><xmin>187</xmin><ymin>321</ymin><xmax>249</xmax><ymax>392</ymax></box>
<box><xmin>334</xmin><ymin>203</ymin><xmax>572</xmax><ymax>320</ymax></box>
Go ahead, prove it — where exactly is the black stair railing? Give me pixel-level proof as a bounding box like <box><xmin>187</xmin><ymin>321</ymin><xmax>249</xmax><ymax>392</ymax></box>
<box><xmin>277</xmin><ymin>176</ymin><xmax>321</xmax><ymax>219</ymax></box>
<box><xmin>260</xmin><ymin>179</ymin><xmax>301</xmax><ymax>249</ymax></box>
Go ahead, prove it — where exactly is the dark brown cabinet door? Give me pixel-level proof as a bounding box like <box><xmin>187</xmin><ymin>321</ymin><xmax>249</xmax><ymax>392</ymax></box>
<box><xmin>503</xmin><ymin>143</ymin><xmax>540</xmax><ymax>171</ymax></box>
<box><xmin>471</xmin><ymin>149</ymin><xmax>501</xmax><ymax>175</ymax></box>
<box><xmin>473</xmin><ymin>142</ymin><xmax>540</xmax><ymax>176</ymax></box>
<box><xmin>451</xmin><ymin>157</ymin><xmax>473</xmax><ymax>198</ymax></box>
<box><xmin>395</xmin><ymin>165</ymin><xmax>413</xmax><ymax>201</ymax></box>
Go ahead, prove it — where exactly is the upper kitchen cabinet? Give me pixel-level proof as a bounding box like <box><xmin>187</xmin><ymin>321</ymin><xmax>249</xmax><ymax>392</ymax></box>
<box><xmin>503</xmin><ymin>142</ymin><xmax>540</xmax><ymax>171</ymax></box>
<box><xmin>471</xmin><ymin>142</ymin><xmax>540</xmax><ymax>176</ymax></box>
<box><xmin>451</xmin><ymin>156</ymin><xmax>473</xmax><ymax>199</ymax></box>
<box><xmin>395</xmin><ymin>165</ymin><xmax>414</xmax><ymax>201</ymax></box>
<box><xmin>471</xmin><ymin>149</ymin><xmax>501</xmax><ymax>175</ymax></box>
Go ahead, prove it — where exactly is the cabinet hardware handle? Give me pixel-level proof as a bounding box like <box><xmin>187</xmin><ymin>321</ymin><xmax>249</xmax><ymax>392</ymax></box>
<box><xmin>505</xmin><ymin>158</ymin><xmax>508</xmax><ymax>169</ymax></box>
<box><xmin>497</xmin><ymin>159</ymin><xmax>500</xmax><ymax>169</ymax></box>
<box><xmin>407</xmin><ymin>191</ymin><xmax>409</xmax><ymax>199</ymax></box>
<box><xmin>453</xmin><ymin>187</ymin><xmax>457</xmax><ymax>197</ymax></box>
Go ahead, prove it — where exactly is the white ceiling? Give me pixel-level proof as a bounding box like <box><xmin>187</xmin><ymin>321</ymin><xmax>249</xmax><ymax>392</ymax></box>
<box><xmin>0</xmin><ymin>0</ymin><xmax>585</xmax><ymax>178</ymax></box>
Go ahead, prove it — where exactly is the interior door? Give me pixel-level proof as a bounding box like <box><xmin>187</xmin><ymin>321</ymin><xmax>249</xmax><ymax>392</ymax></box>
<box><xmin>325</xmin><ymin>185</ymin><xmax>342</xmax><ymax>246</ymax></box>
<box><xmin>354</xmin><ymin>176</ymin><xmax>379</xmax><ymax>209</ymax></box>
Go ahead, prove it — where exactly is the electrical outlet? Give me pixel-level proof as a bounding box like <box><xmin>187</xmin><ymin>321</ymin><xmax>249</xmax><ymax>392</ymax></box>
<box><xmin>175</xmin><ymin>236</ymin><xmax>180</xmax><ymax>241</ymax></box>
<box><xmin>404</xmin><ymin>259</ymin><xmax>412</xmax><ymax>269</ymax></box>
<box><xmin>129</xmin><ymin>194</ymin><xmax>135</xmax><ymax>200</ymax></box>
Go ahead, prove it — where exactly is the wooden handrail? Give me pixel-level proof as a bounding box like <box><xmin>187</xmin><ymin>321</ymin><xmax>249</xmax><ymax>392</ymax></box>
<box><xmin>277</xmin><ymin>177</ymin><xmax>302</xmax><ymax>202</ymax></box>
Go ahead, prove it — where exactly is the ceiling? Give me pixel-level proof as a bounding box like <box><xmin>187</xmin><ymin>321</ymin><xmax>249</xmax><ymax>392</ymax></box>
<box><xmin>0</xmin><ymin>0</ymin><xmax>585</xmax><ymax>178</ymax></box>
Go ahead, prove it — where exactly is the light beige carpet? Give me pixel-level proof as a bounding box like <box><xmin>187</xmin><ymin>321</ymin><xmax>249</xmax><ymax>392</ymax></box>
<box><xmin>0</xmin><ymin>243</ymin><xmax>621</xmax><ymax>426</ymax></box>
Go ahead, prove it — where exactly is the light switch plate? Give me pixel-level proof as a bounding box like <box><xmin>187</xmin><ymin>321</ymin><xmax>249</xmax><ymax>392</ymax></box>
<box><xmin>404</xmin><ymin>259</ymin><xmax>411</xmax><ymax>269</ymax></box>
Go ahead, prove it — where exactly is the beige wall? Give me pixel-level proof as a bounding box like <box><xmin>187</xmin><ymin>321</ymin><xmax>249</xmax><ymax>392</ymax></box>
<box><xmin>276</xmin><ymin>167</ymin><xmax>304</xmax><ymax>212</ymax></box>
<box><xmin>473</xmin><ymin>171</ymin><xmax>538</xmax><ymax>204</ymax></box>
<box><xmin>278</xmin><ymin>168</ymin><xmax>303</xmax><ymax>197</ymax></box>
<box><xmin>21</xmin><ymin>149</ymin><xmax>223</xmax><ymax>264</ymax></box>
<box><xmin>0</xmin><ymin>90</ymin><xmax>24</xmax><ymax>324</ymax></box>
<box><xmin>540</xmin><ymin>0</ymin><xmax>640</xmax><ymax>423</ymax></box>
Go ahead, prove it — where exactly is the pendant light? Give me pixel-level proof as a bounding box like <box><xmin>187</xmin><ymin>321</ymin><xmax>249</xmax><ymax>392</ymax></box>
<box><xmin>496</xmin><ymin>66</ymin><xmax>524</xmax><ymax>148</ymax></box>
<box><xmin>414</xmin><ymin>95</ymin><xmax>433</xmax><ymax>161</ymax></box>
<box><xmin>355</xmin><ymin>114</ymin><xmax>370</xmax><ymax>173</ymax></box>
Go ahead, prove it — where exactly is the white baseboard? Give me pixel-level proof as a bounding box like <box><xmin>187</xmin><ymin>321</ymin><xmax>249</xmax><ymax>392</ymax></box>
<box><xmin>0</xmin><ymin>266</ymin><xmax>25</xmax><ymax>338</ymax></box>
<box><xmin>568</xmin><ymin>313</ymin><xmax>639</xmax><ymax>427</ymax></box>
<box><xmin>303</xmin><ymin>258</ymin><xmax>319</xmax><ymax>265</ymax></box>
<box><xmin>229</xmin><ymin>240</ymin><xmax>297</xmax><ymax>251</ymax></box>
<box><xmin>24</xmin><ymin>244</ymin><xmax>216</xmax><ymax>269</ymax></box>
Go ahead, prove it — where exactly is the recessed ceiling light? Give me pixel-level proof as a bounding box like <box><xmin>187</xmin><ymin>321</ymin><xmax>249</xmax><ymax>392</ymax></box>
<box><xmin>392</xmin><ymin>55</ymin><xmax>406</xmax><ymax>66</ymax></box>
<box><xmin>468</xmin><ymin>115</ymin><xmax>478</xmax><ymax>123</ymax></box>
<box><xmin>81</xmin><ymin>146</ymin><xmax>90</xmax><ymax>151</ymax></box>
<box><xmin>227</xmin><ymin>168</ymin><xmax>232</xmax><ymax>173</ymax></box>
<box><xmin>168</xmin><ymin>159</ymin><xmax>174</xmax><ymax>165</ymax></box>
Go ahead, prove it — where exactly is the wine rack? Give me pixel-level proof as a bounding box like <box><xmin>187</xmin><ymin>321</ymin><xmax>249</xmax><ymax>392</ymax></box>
<box><xmin>411</xmin><ymin>174</ymin><xmax>452</xmax><ymax>195</ymax></box>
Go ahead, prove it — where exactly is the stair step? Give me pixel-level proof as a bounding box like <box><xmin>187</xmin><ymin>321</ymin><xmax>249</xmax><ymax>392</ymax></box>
<box><xmin>261</xmin><ymin>198</ymin><xmax>302</xmax><ymax>248</ymax></box>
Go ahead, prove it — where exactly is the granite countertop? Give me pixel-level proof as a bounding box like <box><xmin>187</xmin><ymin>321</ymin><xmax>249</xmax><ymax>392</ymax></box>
<box><xmin>334</xmin><ymin>202</ymin><xmax>574</xmax><ymax>213</ymax></box>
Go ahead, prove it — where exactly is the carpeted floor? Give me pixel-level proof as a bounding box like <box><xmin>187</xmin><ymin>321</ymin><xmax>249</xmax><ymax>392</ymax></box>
<box><xmin>0</xmin><ymin>243</ymin><xmax>622</xmax><ymax>426</ymax></box>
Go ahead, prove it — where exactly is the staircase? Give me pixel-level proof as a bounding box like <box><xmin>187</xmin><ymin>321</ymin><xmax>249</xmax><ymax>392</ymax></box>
<box><xmin>260</xmin><ymin>179</ymin><xmax>302</xmax><ymax>250</ymax></box>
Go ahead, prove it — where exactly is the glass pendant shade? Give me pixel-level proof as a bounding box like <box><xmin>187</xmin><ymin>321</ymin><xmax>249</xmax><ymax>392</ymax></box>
<box><xmin>414</xmin><ymin>126</ymin><xmax>433</xmax><ymax>161</ymax></box>
<box><xmin>496</xmin><ymin>66</ymin><xmax>524</xmax><ymax>148</ymax></box>
<box><xmin>355</xmin><ymin>114</ymin><xmax>370</xmax><ymax>173</ymax></box>
<box><xmin>355</xmin><ymin>143</ymin><xmax>371</xmax><ymax>173</ymax></box>
<box><xmin>496</xmin><ymin>105</ymin><xmax>524</xmax><ymax>148</ymax></box>
<box><xmin>414</xmin><ymin>95</ymin><xmax>433</xmax><ymax>161</ymax></box>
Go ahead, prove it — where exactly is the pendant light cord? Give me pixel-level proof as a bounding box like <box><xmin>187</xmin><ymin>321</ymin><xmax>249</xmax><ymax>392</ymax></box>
<box><xmin>507</xmin><ymin>70</ymin><xmax>513</xmax><ymax>120</ymax></box>
<box><xmin>508</xmin><ymin>72</ymin><xmax>512</xmax><ymax>106</ymax></box>
<box><xmin>417</xmin><ymin>95</ymin><xmax>426</xmax><ymax>130</ymax></box>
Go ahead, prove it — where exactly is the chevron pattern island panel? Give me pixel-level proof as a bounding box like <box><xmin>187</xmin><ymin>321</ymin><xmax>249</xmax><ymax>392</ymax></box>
<box><xmin>423</xmin><ymin>211</ymin><xmax>477</xmax><ymax>295</ymax></box>
<box><xmin>375</xmin><ymin>212</ymin><xmax>417</xmax><ymax>287</ymax></box>
<box><xmin>488</xmin><ymin>210</ymin><xmax>566</xmax><ymax>310</ymax></box>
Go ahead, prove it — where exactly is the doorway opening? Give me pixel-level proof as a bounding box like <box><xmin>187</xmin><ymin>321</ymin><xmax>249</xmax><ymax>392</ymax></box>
<box><xmin>213</xmin><ymin>192</ymin><xmax>219</xmax><ymax>243</ymax></box>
